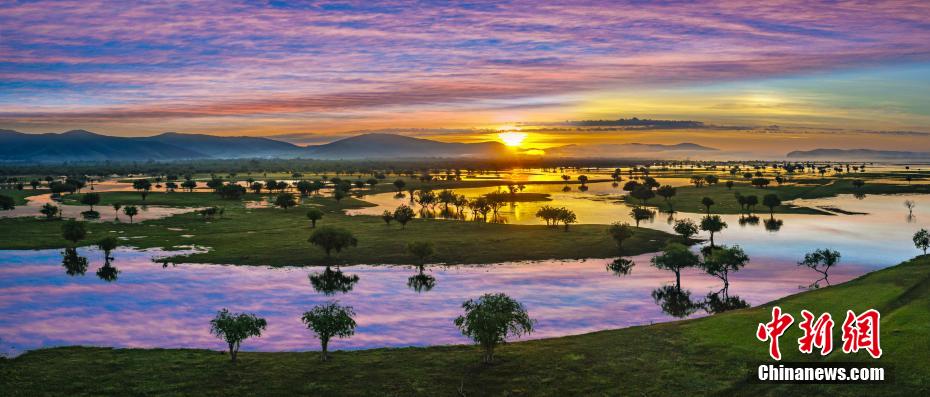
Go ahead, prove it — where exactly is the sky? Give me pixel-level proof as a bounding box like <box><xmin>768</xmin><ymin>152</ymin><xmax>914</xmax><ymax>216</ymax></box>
<box><xmin>2</xmin><ymin>0</ymin><xmax>930</xmax><ymax>152</ymax></box>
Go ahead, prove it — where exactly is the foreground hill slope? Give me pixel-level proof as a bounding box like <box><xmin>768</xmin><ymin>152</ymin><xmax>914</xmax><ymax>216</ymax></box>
<box><xmin>2</xmin><ymin>255</ymin><xmax>927</xmax><ymax>396</ymax></box>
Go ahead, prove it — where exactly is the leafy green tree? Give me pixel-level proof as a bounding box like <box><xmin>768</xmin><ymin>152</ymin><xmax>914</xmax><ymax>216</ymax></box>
<box><xmin>750</xmin><ymin>177</ymin><xmax>769</xmax><ymax>188</ymax></box>
<box><xmin>216</xmin><ymin>183</ymin><xmax>246</xmax><ymax>200</ymax></box>
<box><xmin>132</xmin><ymin>179</ymin><xmax>152</xmax><ymax>200</ymax></box>
<box><xmin>123</xmin><ymin>205</ymin><xmax>139</xmax><ymax>223</ymax></box>
<box><xmin>381</xmin><ymin>210</ymin><xmax>394</xmax><ymax>225</ymax></box>
<box><xmin>577</xmin><ymin>175</ymin><xmax>589</xmax><ymax>186</ymax></box>
<box><xmin>673</xmin><ymin>219</ymin><xmax>699</xmax><ymax>242</ymax></box>
<box><xmin>333</xmin><ymin>189</ymin><xmax>347</xmax><ymax>203</ymax></box>
<box><xmin>40</xmin><ymin>203</ymin><xmax>59</xmax><ymax>219</ymax></box>
<box><xmin>0</xmin><ymin>194</ymin><xmax>14</xmax><ymax>210</ymax></box>
<box><xmin>407</xmin><ymin>241</ymin><xmax>435</xmax><ymax>263</ymax></box>
<box><xmin>301</xmin><ymin>302</ymin><xmax>357</xmax><ymax>361</ymax></box>
<box><xmin>61</xmin><ymin>219</ymin><xmax>87</xmax><ymax>246</ymax></box>
<box><xmin>393</xmin><ymin>179</ymin><xmax>406</xmax><ymax>193</ymax></box>
<box><xmin>275</xmin><ymin>192</ymin><xmax>297</xmax><ymax>210</ymax></box>
<box><xmin>607</xmin><ymin>222</ymin><xmax>634</xmax><ymax>253</ymax></box>
<box><xmin>745</xmin><ymin>195</ymin><xmax>759</xmax><ymax>213</ymax></box>
<box><xmin>454</xmin><ymin>293</ymin><xmax>535</xmax><ymax>363</ymax></box>
<box><xmin>209</xmin><ymin>309</ymin><xmax>267</xmax><ymax>364</ymax></box>
<box><xmin>700</xmin><ymin>215</ymin><xmax>727</xmax><ymax>247</ymax></box>
<box><xmin>309</xmin><ymin>226</ymin><xmax>358</xmax><ymax>256</ymax></box>
<box><xmin>558</xmin><ymin>208</ymin><xmax>577</xmax><ymax>231</ymax></box>
<box><xmin>701</xmin><ymin>196</ymin><xmax>714</xmax><ymax>214</ymax></box>
<box><xmin>80</xmin><ymin>193</ymin><xmax>100</xmax><ymax>211</ymax></box>
<box><xmin>306</xmin><ymin>208</ymin><xmax>324</xmax><ymax>228</ymax></box>
<box><xmin>701</xmin><ymin>245</ymin><xmax>749</xmax><ymax>291</ymax></box>
<box><xmin>630</xmin><ymin>207</ymin><xmax>654</xmax><ymax>227</ymax></box>
<box><xmin>655</xmin><ymin>185</ymin><xmax>676</xmax><ymax>211</ymax></box>
<box><xmin>393</xmin><ymin>204</ymin><xmax>415</xmax><ymax>229</ymax></box>
<box><xmin>913</xmin><ymin>229</ymin><xmax>929</xmax><ymax>255</ymax></box>
<box><xmin>725</xmin><ymin>180</ymin><xmax>734</xmax><ymax>190</ymax></box>
<box><xmin>762</xmin><ymin>193</ymin><xmax>781</xmax><ymax>216</ymax></box>
<box><xmin>651</xmin><ymin>242</ymin><xmax>699</xmax><ymax>289</ymax></box>
<box><xmin>630</xmin><ymin>186</ymin><xmax>655</xmax><ymax>205</ymax></box>
<box><xmin>798</xmin><ymin>248</ymin><xmax>841</xmax><ymax>287</ymax></box>
<box><xmin>181</xmin><ymin>179</ymin><xmax>198</xmax><ymax>192</ymax></box>
<box><xmin>96</xmin><ymin>236</ymin><xmax>119</xmax><ymax>261</ymax></box>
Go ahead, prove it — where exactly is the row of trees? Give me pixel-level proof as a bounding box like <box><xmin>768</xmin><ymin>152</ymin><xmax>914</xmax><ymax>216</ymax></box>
<box><xmin>211</xmin><ymin>292</ymin><xmax>533</xmax><ymax>364</ymax></box>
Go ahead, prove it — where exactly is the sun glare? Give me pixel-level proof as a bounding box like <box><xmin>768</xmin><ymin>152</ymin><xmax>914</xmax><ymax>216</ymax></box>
<box><xmin>497</xmin><ymin>132</ymin><xmax>527</xmax><ymax>147</ymax></box>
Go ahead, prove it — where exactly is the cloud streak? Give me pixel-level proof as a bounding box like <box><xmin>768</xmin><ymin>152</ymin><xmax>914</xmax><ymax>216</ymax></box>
<box><xmin>1</xmin><ymin>0</ymin><xmax>929</xmax><ymax>133</ymax></box>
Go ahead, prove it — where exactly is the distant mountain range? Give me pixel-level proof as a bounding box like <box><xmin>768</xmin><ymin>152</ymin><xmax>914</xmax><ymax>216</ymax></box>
<box><xmin>786</xmin><ymin>148</ymin><xmax>930</xmax><ymax>160</ymax></box>
<box><xmin>0</xmin><ymin>130</ymin><xmax>510</xmax><ymax>162</ymax></box>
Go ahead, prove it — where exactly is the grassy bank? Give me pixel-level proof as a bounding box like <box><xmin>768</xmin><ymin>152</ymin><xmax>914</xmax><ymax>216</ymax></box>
<box><xmin>0</xmin><ymin>192</ymin><xmax>672</xmax><ymax>266</ymax></box>
<box><xmin>624</xmin><ymin>179</ymin><xmax>930</xmax><ymax>214</ymax></box>
<box><xmin>0</xmin><ymin>188</ymin><xmax>48</xmax><ymax>205</ymax></box>
<box><xmin>2</xmin><ymin>255</ymin><xmax>927</xmax><ymax>396</ymax></box>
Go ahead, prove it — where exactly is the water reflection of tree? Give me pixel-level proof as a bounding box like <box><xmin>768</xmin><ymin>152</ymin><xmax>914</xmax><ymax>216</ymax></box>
<box><xmin>61</xmin><ymin>248</ymin><xmax>88</xmax><ymax>276</ymax></box>
<box><xmin>96</xmin><ymin>261</ymin><xmax>120</xmax><ymax>282</ymax></box>
<box><xmin>606</xmin><ymin>258</ymin><xmax>635</xmax><ymax>276</ymax></box>
<box><xmin>651</xmin><ymin>285</ymin><xmax>701</xmax><ymax>318</ymax></box>
<box><xmin>738</xmin><ymin>215</ymin><xmax>760</xmax><ymax>226</ymax></box>
<box><xmin>763</xmin><ymin>217</ymin><xmax>783</xmax><ymax>232</ymax></box>
<box><xmin>309</xmin><ymin>266</ymin><xmax>360</xmax><ymax>295</ymax></box>
<box><xmin>702</xmin><ymin>289</ymin><xmax>749</xmax><ymax>314</ymax></box>
<box><xmin>407</xmin><ymin>265</ymin><xmax>437</xmax><ymax>293</ymax></box>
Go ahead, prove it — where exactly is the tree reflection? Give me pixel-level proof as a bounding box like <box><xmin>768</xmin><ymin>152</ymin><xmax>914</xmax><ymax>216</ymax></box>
<box><xmin>651</xmin><ymin>285</ymin><xmax>701</xmax><ymax>318</ymax></box>
<box><xmin>763</xmin><ymin>217</ymin><xmax>783</xmax><ymax>232</ymax></box>
<box><xmin>702</xmin><ymin>289</ymin><xmax>749</xmax><ymax>314</ymax></box>
<box><xmin>96</xmin><ymin>262</ymin><xmax>120</xmax><ymax>282</ymax></box>
<box><xmin>738</xmin><ymin>215</ymin><xmax>760</xmax><ymax>226</ymax></box>
<box><xmin>606</xmin><ymin>257</ymin><xmax>635</xmax><ymax>276</ymax></box>
<box><xmin>61</xmin><ymin>248</ymin><xmax>88</xmax><ymax>276</ymax></box>
<box><xmin>309</xmin><ymin>266</ymin><xmax>360</xmax><ymax>295</ymax></box>
<box><xmin>407</xmin><ymin>265</ymin><xmax>437</xmax><ymax>293</ymax></box>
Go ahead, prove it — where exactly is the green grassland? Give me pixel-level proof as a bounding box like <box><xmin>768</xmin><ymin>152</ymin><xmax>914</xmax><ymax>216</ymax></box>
<box><xmin>0</xmin><ymin>188</ymin><xmax>49</xmax><ymax>205</ymax></box>
<box><xmin>0</xmin><ymin>191</ymin><xmax>671</xmax><ymax>266</ymax></box>
<box><xmin>623</xmin><ymin>178</ymin><xmax>930</xmax><ymax>215</ymax></box>
<box><xmin>3</xmin><ymin>255</ymin><xmax>927</xmax><ymax>396</ymax></box>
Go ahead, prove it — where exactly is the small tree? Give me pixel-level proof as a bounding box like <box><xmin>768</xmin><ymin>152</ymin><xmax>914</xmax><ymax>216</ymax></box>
<box><xmin>393</xmin><ymin>179</ymin><xmax>406</xmax><ymax>193</ymax></box>
<box><xmin>913</xmin><ymin>229</ymin><xmax>930</xmax><ymax>255</ymax></box>
<box><xmin>851</xmin><ymin>179</ymin><xmax>865</xmax><ymax>189</ymax></box>
<box><xmin>96</xmin><ymin>236</ymin><xmax>119</xmax><ymax>261</ymax></box>
<box><xmin>112</xmin><ymin>203</ymin><xmax>122</xmax><ymax>220</ymax></box>
<box><xmin>651</xmin><ymin>242</ymin><xmax>699</xmax><ymax>289</ymax></box>
<box><xmin>454</xmin><ymin>293</ymin><xmax>535</xmax><ymax>363</ymax></box>
<box><xmin>673</xmin><ymin>219</ymin><xmax>699</xmax><ymax>242</ymax></box>
<box><xmin>79</xmin><ymin>192</ymin><xmax>101</xmax><ymax>211</ymax></box>
<box><xmin>309</xmin><ymin>226</ymin><xmax>358</xmax><ymax>256</ymax></box>
<box><xmin>209</xmin><ymin>309</ymin><xmax>267</xmax><ymax>364</ymax></box>
<box><xmin>123</xmin><ymin>205</ymin><xmax>139</xmax><ymax>223</ymax></box>
<box><xmin>40</xmin><ymin>203</ymin><xmax>60</xmax><ymax>219</ymax></box>
<box><xmin>558</xmin><ymin>208</ymin><xmax>577</xmax><ymax>231</ymax></box>
<box><xmin>275</xmin><ymin>193</ymin><xmax>297</xmax><ymax>210</ymax></box>
<box><xmin>607</xmin><ymin>222</ymin><xmax>634</xmax><ymax>253</ymax></box>
<box><xmin>381</xmin><ymin>210</ymin><xmax>394</xmax><ymax>225</ymax></box>
<box><xmin>700</xmin><ymin>215</ymin><xmax>727</xmax><ymax>247</ymax></box>
<box><xmin>301</xmin><ymin>302</ymin><xmax>357</xmax><ymax>361</ymax></box>
<box><xmin>798</xmin><ymin>249</ymin><xmax>841</xmax><ymax>287</ymax></box>
<box><xmin>306</xmin><ymin>208</ymin><xmax>324</xmax><ymax>228</ymax></box>
<box><xmin>61</xmin><ymin>219</ymin><xmax>87</xmax><ymax>246</ymax></box>
<box><xmin>701</xmin><ymin>197</ymin><xmax>714</xmax><ymax>214</ymax></box>
<box><xmin>393</xmin><ymin>204</ymin><xmax>415</xmax><ymax>229</ymax></box>
<box><xmin>762</xmin><ymin>193</ymin><xmax>781</xmax><ymax>216</ymax></box>
<box><xmin>407</xmin><ymin>241</ymin><xmax>435</xmax><ymax>263</ymax></box>
<box><xmin>656</xmin><ymin>185</ymin><xmax>676</xmax><ymax>211</ymax></box>
<box><xmin>132</xmin><ymin>179</ymin><xmax>152</xmax><ymax>200</ymax></box>
<box><xmin>701</xmin><ymin>245</ymin><xmax>749</xmax><ymax>292</ymax></box>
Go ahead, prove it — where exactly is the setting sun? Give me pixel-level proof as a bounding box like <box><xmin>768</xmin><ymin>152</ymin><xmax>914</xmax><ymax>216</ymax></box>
<box><xmin>497</xmin><ymin>132</ymin><xmax>527</xmax><ymax>147</ymax></box>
